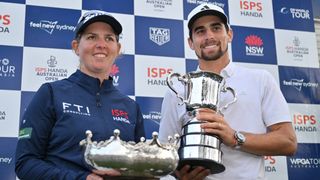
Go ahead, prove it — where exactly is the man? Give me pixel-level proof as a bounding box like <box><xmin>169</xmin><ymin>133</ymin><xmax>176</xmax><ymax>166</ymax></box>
<box><xmin>159</xmin><ymin>3</ymin><xmax>297</xmax><ymax>180</ymax></box>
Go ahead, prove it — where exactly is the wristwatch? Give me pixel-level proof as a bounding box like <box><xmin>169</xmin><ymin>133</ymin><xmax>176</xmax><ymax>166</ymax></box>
<box><xmin>234</xmin><ymin>131</ymin><xmax>246</xmax><ymax>148</ymax></box>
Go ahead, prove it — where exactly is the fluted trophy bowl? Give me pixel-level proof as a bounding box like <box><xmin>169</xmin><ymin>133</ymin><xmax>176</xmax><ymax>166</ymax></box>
<box><xmin>80</xmin><ymin>129</ymin><xmax>179</xmax><ymax>179</ymax></box>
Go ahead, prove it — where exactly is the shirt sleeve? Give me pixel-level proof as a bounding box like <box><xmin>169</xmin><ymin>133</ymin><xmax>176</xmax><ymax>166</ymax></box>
<box><xmin>15</xmin><ymin>83</ymin><xmax>90</xmax><ymax>180</ymax></box>
<box><xmin>261</xmin><ymin>71</ymin><xmax>291</xmax><ymax>126</ymax></box>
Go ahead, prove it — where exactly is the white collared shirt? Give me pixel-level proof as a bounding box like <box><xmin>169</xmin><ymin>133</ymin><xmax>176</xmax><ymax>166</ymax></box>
<box><xmin>159</xmin><ymin>62</ymin><xmax>290</xmax><ymax>180</ymax></box>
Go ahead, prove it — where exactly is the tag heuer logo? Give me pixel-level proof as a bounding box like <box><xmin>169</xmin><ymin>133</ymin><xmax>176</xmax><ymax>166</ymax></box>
<box><xmin>149</xmin><ymin>27</ymin><xmax>170</xmax><ymax>46</ymax></box>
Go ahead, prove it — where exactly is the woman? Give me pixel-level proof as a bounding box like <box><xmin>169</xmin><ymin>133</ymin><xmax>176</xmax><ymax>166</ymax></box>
<box><xmin>15</xmin><ymin>10</ymin><xmax>145</xmax><ymax>180</ymax></box>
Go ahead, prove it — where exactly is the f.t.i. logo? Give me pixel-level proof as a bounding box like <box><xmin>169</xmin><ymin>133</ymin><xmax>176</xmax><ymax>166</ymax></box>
<box><xmin>149</xmin><ymin>27</ymin><xmax>170</xmax><ymax>46</ymax></box>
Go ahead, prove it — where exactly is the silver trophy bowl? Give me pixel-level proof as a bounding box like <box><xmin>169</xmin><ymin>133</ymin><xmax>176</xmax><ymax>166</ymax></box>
<box><xmin>80</xmin><ymin>129</ymin><xmax>179</xmax><ymax>179</ymax></box>
<box><xmin>166</xmin><ymin>71</ymin><xmax>237</xmax><ymax>174</ymax></box>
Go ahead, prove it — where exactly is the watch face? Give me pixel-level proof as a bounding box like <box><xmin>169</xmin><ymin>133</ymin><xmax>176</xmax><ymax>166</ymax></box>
<box><xmin>238</xmin><ymin>133</ymin><xmax>245</xmax><ymax>140</ymax></box>
<box><xmin>236</xmin><ymin>132</ymin><xmax>246</xmax><ymax>144</ymax></box>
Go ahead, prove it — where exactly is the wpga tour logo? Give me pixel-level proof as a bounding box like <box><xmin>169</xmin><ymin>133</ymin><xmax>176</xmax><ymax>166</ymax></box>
<box><xmin>149</xmin><ymin>27</ymin><xmax>170</xmax><ymax>46</ymax></box>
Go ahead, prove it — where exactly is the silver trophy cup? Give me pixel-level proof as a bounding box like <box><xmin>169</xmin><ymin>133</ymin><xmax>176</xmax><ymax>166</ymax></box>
<box><xmin>80</xmin><ymin>130</ymin><xmax>179</xmax><ymax>179</ymax></box>
<box><xmin>166</xmin><ymin>71</ymin><xmax>237</xmax><ymax>174</ymax></box>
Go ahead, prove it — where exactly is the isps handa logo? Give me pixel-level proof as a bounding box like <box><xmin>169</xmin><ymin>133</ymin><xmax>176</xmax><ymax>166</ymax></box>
<box><xmin>34</xmin><ymin>55</ymin><xmax>68</xmax><ymax>82</ymax></box>
<box><xmin>293</xmin><ymin>114</ymin><xmax>317</xmax><ymax>133</ymax></box>
<box><xmin>0</xmin><ymin>14</ymin><xmax>10</xmax><ymax>33</ymax></box>
<box><xmin>285</xmin><ymin>36</ymin><xmax>309</xmax><ymax>61</ymax></box>
<box><xmin>264</xmin><ymin>156</ymin><xmax>277</xmax><ymax>172</ymax></box>
<box><xmin>147</xmin><ymin>67</ymin><xmax>172</xmax><ymax>86</ymax></box>
<box><xmin>111</xmin><ymin>109</ymin><xmax>130</xmax><ymax>124</ymax></box>
<box><xmin>240</xmin><ymin>0</ymin><xmax>263</xmax><ymax>18</ymax></box>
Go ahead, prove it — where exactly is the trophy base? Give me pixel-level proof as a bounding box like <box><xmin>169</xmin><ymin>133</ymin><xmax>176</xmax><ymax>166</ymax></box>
<box><xmin>177</xmin><ymin>158</ymin><xmax>225</xmax><ymax>174</ymax></box>
<box><xmin>178</xmin><ymin>145</ymin><xmax>225</xmax><ymax>174</ymax></box>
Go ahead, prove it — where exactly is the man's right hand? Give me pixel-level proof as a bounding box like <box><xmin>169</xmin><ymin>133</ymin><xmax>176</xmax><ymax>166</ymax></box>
<box><xmin>175</xmin><ymin>165</ymin><xmax>210</xmax><ymax>180</ymax></box>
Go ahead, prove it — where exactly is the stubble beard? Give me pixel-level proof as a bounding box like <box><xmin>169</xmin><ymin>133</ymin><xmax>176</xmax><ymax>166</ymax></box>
<box><xmin>196</xmin><ymin>44</ymin><xmax>228</xmax><ymax>61</ymax></box>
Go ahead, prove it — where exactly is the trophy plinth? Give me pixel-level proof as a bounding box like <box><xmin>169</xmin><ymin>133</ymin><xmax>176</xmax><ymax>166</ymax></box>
<box><xmin>166</xmin><ymin>71</ymin><xmax>237</xmax><ymax>174</ymax></box>
<box><xmin>80</xmin><ymin>129</ymin><xmax>179</xmax><ymax>179</ymax></box>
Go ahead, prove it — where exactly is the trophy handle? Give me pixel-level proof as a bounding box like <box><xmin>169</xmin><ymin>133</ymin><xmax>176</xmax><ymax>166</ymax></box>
<box><xmin>219</xmin><ymin>86</ymin><xmax>237</xmax><ymax>112</ymax></box>
<box><xmin>166</xmin><ymin>72</ymin><xmax>189</xmax><ymax>105</ymax></box>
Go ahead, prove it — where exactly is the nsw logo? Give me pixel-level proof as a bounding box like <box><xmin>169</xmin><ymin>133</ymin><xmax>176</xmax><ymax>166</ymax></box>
<box><xmin>149</xmin><ymin>27</ymin><xmax>170</xmax><ymax>46</ymax></box>
<box><xmin>245</xmin><ymin>35</ymin><xmax>264</xmax><ymax>56</ymax></box>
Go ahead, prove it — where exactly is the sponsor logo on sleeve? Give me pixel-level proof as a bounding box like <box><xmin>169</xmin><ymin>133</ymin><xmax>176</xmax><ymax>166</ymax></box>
<box><xmin>18</xmin><ymin>127</ymin><xmax>32</xmax><ymax>139</ymax></box>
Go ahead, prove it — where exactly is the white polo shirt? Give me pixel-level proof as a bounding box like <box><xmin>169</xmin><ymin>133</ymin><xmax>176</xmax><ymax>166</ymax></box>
<box><xmin>159</xmin><ymin>62</ymin><xmax>291</xmax><ymax>180</ymax></box>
